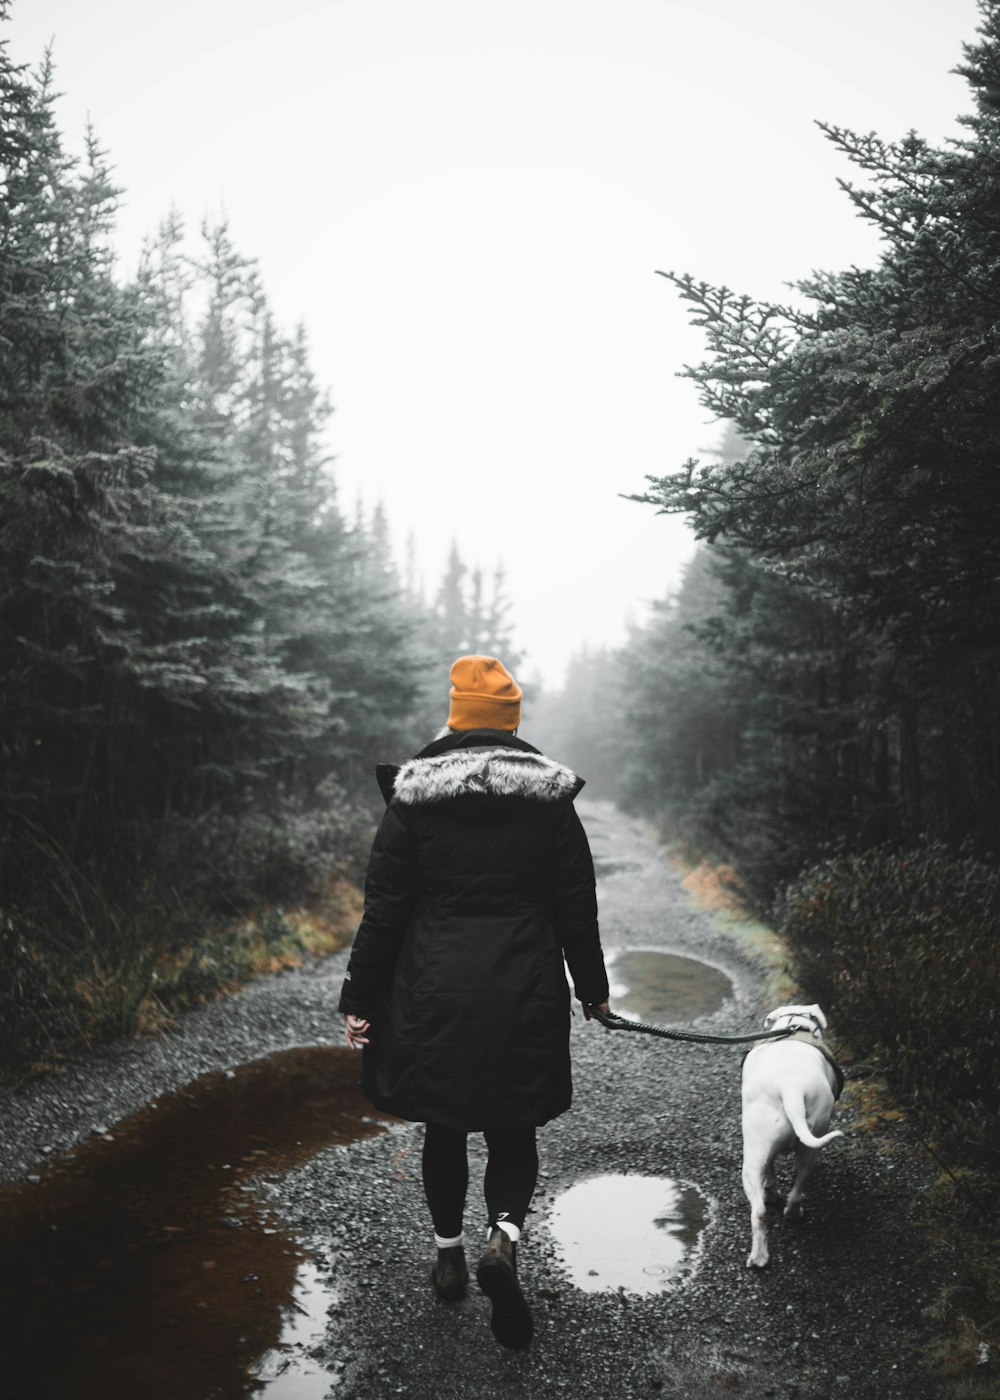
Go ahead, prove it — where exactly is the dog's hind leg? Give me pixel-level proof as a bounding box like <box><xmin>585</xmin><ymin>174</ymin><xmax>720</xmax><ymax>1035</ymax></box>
<box><xmin>763</xmin><ymin>1161</ymin><xmax>782</xmax><ymax>1206</ymax></box>
<box><xmin>742</xmin><ymin>1149</ymin><xmax>773</xmax><ymax>1268</ymax></box>
<box><xmin>784</xmin><ymin>1144</ymin><xmax>818</xmax><ymax>1220</ymax></box>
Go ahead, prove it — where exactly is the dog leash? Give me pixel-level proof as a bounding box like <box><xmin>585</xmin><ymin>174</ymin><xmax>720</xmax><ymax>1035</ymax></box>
<box><xmin>591</xmin><ymin>1008</ymin><xmax>797</xmax><ymax>1046</ymax></box>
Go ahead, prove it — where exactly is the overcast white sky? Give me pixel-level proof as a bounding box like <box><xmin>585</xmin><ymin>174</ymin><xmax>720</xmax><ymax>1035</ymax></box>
<box><xmin>8</xmin><ymin>0</ymin><xmax>982</xmax><ymax>686</ymax></box>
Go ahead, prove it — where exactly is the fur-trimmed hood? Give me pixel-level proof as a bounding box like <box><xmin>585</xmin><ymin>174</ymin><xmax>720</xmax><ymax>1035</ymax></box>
<box><xmin>381</xmin><ymin>746</ymin><xmax>583</xmax><ymax>806</ymax></box>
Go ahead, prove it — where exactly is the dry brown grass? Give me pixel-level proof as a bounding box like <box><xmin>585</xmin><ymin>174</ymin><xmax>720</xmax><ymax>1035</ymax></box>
<box><xmin>283</xmin><ymin>877</ymin><xmax>365</xmax><ymax>957</ymax></box>
<box><xmin>56</xmin><ymin>879</ymin><xmax>362</xmax><ymax>1068</ymax></box>
<box><xmin>678</xmin><ymin>858</ymin><xmax>745</xmax><ymax>914</ymax></box>
<box><xmin>144</xmin><ymin>877</ymin><xmax>364</xmax><ymax>1017</ymax></box>
<box><xmin>670</xmin><ymin>850</ymin><xmax>795</xmax><ymax>1005</ymax></box>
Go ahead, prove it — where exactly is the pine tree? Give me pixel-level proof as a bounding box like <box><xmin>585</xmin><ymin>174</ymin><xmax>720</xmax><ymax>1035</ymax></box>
<box><xmin>482</xmin><ymin>563</ymin><xmax>521</xmax><ymax>668</ymax></box>
<box><xmin>627</xmin><ymin>1</ymin><xmax>1000</xmax><ymax>881</ymax></box>
<box><xmin>433</xmin><ymin>542</ymin><xmax>469</xmax><ymax>659</ymax></box>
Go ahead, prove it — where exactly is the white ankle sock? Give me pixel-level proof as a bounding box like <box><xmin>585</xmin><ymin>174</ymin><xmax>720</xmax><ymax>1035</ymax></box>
<box><xmin>434</xmin><ymin>1231</ymin><xmax>464</xmax><ymax>1249</ymax></box>
<box><xmin>488</xmin><ymin>1220</ymin><xmax>521</xmax><ymax>1243</ymax></box>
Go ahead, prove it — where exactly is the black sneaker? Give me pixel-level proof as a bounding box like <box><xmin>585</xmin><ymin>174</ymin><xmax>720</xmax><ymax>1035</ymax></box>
<box><xmin>431</xmin><ymin>1244</ymin><xmax>469</xmax><ymax>1301</ymax></box>
<box><xmin>476</xmin><ymin>1228</ymin><xmax>533</xmax><ymax>1349</ymax></box>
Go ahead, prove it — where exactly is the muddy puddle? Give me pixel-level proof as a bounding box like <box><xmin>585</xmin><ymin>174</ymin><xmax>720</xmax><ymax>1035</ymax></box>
<box><xmin>548</xmin><ymin>1173</ymin><xmax>710</xmax><ymax>1294</ymax></box>
<box><xmin>606</xmin><ymin>947</ymin><xmax>733</xmax><ymax>1024</ymax></box>
<box><xmin>0</xmin><ymin>1046</ymin><xmax>395</xmax><ymax>1400</ymax></box>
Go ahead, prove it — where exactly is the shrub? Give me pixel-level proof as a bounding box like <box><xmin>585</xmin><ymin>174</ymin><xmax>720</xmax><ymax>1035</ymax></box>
<box><xmin>0</xmin><ymin>870</ymin><xmax>183</xmax><ymax>1071</ymax></box>
<box><xmin>0</xmin><ymin>782</ymin><xmax>374</xmax><ymax>1075</ymax></box>
<box><xmin>779</xmin><ymin>844</ymin><xmax>1000</xmax><ymax>1164</ymax></box>
<box><xmin>150</xmin><ymin>778</ymin><xmax>375</xmax><ymax>912</ymax></box>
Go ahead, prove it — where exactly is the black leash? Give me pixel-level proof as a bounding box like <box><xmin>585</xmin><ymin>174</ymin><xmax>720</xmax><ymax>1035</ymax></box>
<box><xmin>591</xmin><ymin>1008</ymin><xmax>796</xmax><ymax>1046</ymax></box>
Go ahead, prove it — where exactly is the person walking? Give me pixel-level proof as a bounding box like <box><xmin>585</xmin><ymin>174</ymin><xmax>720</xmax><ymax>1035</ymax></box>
<box><xmin>339</xmin><ymin>654</ymin><xmax>609</xmax><ymax>1350</ymax></box>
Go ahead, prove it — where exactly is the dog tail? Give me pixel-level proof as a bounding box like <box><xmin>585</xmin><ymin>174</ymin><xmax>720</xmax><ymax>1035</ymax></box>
<box><xmin>781</xmin><ymin>1091</ymin><xmax>844</xmax><ymax>1150</ymax></box>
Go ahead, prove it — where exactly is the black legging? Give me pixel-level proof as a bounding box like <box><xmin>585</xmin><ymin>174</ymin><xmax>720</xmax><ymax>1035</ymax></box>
<box><xmin>422</xmin><ymin>1122</ymin><xmax>539</xmax><ymax>1238</ymax></box>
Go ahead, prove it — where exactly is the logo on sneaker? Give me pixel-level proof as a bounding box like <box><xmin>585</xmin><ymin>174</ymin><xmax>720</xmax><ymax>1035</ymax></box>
<box><xmin>497</xmin><ymin>1212</ymin><xmax>510</xmax><ymax>1220</ymax></box>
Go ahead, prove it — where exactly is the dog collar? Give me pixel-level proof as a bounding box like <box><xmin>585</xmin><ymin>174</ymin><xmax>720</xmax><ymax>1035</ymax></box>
<box><xmin>784</xmin><ymin>1030</ymin><xmax>845</xmax><ymax>1100</ymax></box>
<box><xmin>776</xmin><ymin>1014</ymin><xmax>822</xmax><ymax>1035</ymax></box>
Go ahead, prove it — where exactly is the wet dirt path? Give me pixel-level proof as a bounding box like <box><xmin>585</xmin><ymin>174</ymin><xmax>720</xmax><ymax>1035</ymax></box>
<box><xmin>0</xmin><ymin>1049</ymin><xmax>395</xmax><ymax>1399</ymax></box>
<box><xmin>0</xmin><ymin>803</ymin><xmax>944</xmax><ymax>1399</ymax></box>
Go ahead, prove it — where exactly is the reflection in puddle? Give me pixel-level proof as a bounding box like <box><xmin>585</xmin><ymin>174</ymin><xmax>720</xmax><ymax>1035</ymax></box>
<box><xmin>548</xmin><ymin>1174</ymin><xmax>709</xmax><ymax>1294</ymax></box>
<box><xmin>0</xmin><ymin>1047</ymin><xmax>394</xmax><ymax>1400</ymax></box>
<box><xmin>607</xmin><ymin>948</ymin><xmax>733</xmax><ymax>1024</ymax></box>
<box><xmin>246</xmin><ymin>1259</ymin><xmax>339</xmax><ymax>1398</ymax></box>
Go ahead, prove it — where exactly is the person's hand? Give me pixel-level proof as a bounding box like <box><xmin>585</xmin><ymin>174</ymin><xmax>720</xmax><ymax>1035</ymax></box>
<box><xmin>583</xmin><ymin>1001</ymin><xmax>610</xmax><ymax>1022</ymax></box>
<box><xmin>345</xmin><ymin>1014</ymin><xmax>370</xmax><ymax>1049</ymax></box>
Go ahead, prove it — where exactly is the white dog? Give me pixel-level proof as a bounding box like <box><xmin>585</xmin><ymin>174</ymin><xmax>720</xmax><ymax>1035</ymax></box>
<box><xmin>741</xmin><ymin>1004</ymin><xmax>844</xmax><ymax>1269</ymax></box>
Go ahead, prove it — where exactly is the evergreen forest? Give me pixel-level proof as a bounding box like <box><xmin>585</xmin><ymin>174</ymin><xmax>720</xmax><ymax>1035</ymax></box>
<box><xmin>540</xmin><ymin>3</ymin><xmax>1000</xmax><ymax>1218</ymax></box>
<box><xmin>0</xmin><ymin>8</ymin><xmax>517</xmax><ymax>1066</ymax></box>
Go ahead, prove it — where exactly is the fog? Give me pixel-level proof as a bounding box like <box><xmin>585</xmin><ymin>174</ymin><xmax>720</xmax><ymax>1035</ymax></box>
<box><xmin>10</xmin><ymin>0</ymin><xmax>981</xmax><ymax>683</ymax></box>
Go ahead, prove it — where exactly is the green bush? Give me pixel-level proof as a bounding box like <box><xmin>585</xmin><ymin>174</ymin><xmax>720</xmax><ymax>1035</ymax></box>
<box><xmin>779</xmin><ymin>844</ymin><xmax>1000</xmax><ymax>1165</ymax></box>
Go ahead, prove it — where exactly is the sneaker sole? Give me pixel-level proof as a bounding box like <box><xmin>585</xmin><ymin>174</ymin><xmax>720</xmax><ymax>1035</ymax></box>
<box><xmin>476</xmin><ymin>1256</ymin><xmax>533</xmax><ymax>1350</ymax></box>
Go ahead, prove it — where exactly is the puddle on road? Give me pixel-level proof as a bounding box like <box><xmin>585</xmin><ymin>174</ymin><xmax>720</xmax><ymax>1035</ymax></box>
<box><xmin>0</xmin><ymin>1046</ymin><xmax>395</xmax><ymax>1400</ymax></box>
<box><xmin>607</xmin><ymin>948</ymin><xmax>733</xmax><ymax>1024</ymax></box>
<box><xmin>245</xmin><ymin>1259</ymin><xmax>339</xmax><ymax>1398</ymax></box>
<box><xmin>548</xmin><ymin>1173</ymin><xmax>710</xmax><ymax>1294</ymax></box>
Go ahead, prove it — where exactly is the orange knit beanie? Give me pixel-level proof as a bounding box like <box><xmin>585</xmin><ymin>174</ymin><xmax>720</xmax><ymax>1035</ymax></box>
<box><xmin>448</xmin><ymin>655</ymin><xmax>522</xmax><ymax>731</ymax></box>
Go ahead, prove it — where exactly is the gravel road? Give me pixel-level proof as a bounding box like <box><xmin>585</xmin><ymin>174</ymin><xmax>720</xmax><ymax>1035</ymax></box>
<box><xmin>0</xmin><ymin>802</ymin><xmax>946</xmax><ymax>1399</ymax></box>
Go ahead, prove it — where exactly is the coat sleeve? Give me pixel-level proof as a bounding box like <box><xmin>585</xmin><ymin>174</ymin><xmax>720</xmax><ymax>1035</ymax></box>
<box><xmin>338</xmin><ymin>803</ymin><xmax>417</xmax><ymax>1015</ymax></box>
<box><xmin>550</xmin><ymin>803</ymin><xmax>609</xmax><ymax>1006</ymax></box>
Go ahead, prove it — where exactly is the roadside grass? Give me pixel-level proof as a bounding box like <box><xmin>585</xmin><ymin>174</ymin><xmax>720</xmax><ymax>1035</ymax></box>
<box><xmin>668</xmin><ymin>843</ymin><xmax>1000</xmax><ymax>1398</ymax></box>
<box><xmin>673</xmin><ymin>854</ymin><xmax>798</xmax><ymax>1009</ymax></box>
<box><xmin>0</xmin><ymin>877</ymin><xmax>363</xmax><ymax>1084</ymax></box>
<box><xmin>142</xmin><ymin>876</ymin><xmax>364</xmax><ymax>1020</ymax></box>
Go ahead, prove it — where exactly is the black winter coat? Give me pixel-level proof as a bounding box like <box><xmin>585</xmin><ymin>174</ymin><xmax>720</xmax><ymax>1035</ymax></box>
<box><xmin>338</xmin><ymin>729</ymin><xmax>608</xmax><ymax>1131</ymax></box>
